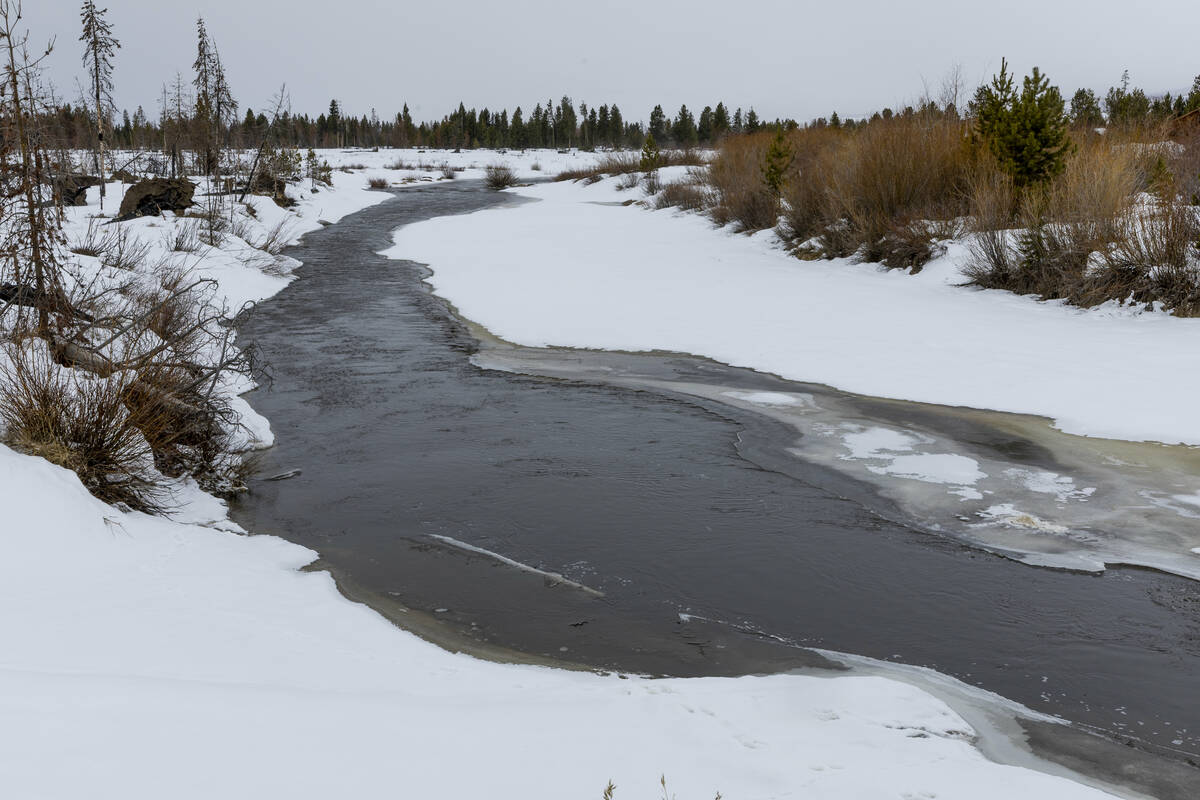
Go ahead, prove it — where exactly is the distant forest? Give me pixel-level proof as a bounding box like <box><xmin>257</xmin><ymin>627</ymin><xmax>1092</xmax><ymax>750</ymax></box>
<box><xmin>48</xmin><ymin>94</ymin><xmax>779</xmax><ymax>152</ymax></box>
<box><xmin>47</xmin><ymin>76</ymin><xmax>1200</xmax><ymax>156</ymax></box>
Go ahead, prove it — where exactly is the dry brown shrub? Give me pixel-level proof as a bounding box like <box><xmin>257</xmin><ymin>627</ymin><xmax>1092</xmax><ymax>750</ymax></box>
<box><xmin>824</xmin><ymin>115</ymin><xmax>973</xmax><ymax>265</ymax></box>
<box><xmin>485</xmin><ymin>164</ymin><xmax>518</xmax><ymax>190</ymax></box>
<box><xmin>779</xmin><ymin>127</ymin><xmax>842</xmax><ymax>242</ymax></box>
<box><xmin>656</xmin><ymin>176</ymin><xmax>711</xmax><ymax>211</ymax></box>
<box><xmin>0</xmin><ymin>344</ymin><xmax>165</xmax><ymax>511</ymax></box>
<box><xmin>554</xmin><ymin>150</ymin><xmax>704</xmax><ymax>183</ymax></box>
<box><xmin>708</xmin><ymin>132</ymin><xmax>778</xmax><ymax>231</ymax></box>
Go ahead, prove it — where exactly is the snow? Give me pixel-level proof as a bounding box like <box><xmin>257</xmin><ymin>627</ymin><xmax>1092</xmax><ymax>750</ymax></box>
<box><xmin>386</xmin><ymin>176</ymin><xmax>1200</xmax><ymax>445</ymax></box>
<box><xmin>0</xmin><ymin>154</ymin><xmax>1129</xmax><ymax>798</ymax></box>
<box><xmin>722</xmin><ymin>389</ymin><xmax>811</xmax><ymax>407</ymax></box>
<box><xmin>840</xmin><ymin>427</ymin><xmax>986</xmax><ymax>490</ymax></box>
<box><xmin>1003</xmin><ymin>468</ymin><xmax>1096</xmax><ymax>504</ymax></box>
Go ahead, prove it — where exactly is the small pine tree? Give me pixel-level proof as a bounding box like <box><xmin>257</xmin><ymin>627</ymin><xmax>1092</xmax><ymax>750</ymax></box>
<box><xmin>761</xmin><ymin>127</ymin><xmax>794</xmax><ymax>195</ymax></box>
<box><xmin>639</xmin><ymin>133</ymin><xmax>661</xmax><ymax>172</ymax></box>
<box><xmin>971</xmin><ymin>59</ymin><xmax>1073</xmax><ymax>187</ymax></box>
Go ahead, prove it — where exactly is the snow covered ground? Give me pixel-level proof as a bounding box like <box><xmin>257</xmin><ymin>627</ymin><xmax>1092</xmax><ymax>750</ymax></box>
<box><xmin>0</xmin><ymin>152</ymin><xmax>1142</xmax><ymax>798</ymax></box>
<box><xmin>387</xmin><ymin>173</ymin><xmax>1200</xmax><ymax>447</ymax></box>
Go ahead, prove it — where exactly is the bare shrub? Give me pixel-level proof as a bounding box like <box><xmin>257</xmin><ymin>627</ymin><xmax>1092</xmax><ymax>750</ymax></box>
<box><xmin>0</xmin><ymin>343</ymin><xmax>164</xmax><ymax>512</ymax></box>
<box><xmin>530</xmin><ymin>161</ymin><xmax>541</xmax><ymax>172</ymax></box>
<box><xmin>439</xmin><ymin>163</ymin><xmax>457</xmax><ymax>180</ymax></box>
<box><xmin>642</xmin><ymin>170</ymin><xmax>662</xmax><ymax>195</ymax></box>
<box><xmin>708</xmin><ymin>132</ymin><xmax>778</xmax><ymax>231</ymax></box>
<box><xmin>779</xmin><ymin>128</ymin><xmax>842</xmax><ymax>242</ymax></box>
<box><xmin>485</xmin><ymin>164</ymin><xmax>517</xmax><ymax>190</ymax></box>
<box><xmin>101</xmin><ymin>225</ymin><xmax>151</xmax><ymax>271</ymax></box>
<box><xmin>69</xmin><ymin>219</ymin><xmax>116</xmax><ymax>258</ymax></box>
<box><xmin>656</xmin><ymin>178</ymin><xmax>711</xmax><ymax>211</ymax></box>
<box><xmin>823</xmin><ymin>116</ymin><xmax>972</xmax><ymax>266</ymax></box>
<box><xmin>255</xmin><ymin>218</ymin><xmax>294</xmax><ymax>256</ymax></box>
<box><xmin>165</xmin><ymin>219</ymin><xmax>202</xmax><ymax>253</ymax></box>
<box><xmin>965</xmin><ymin>137</ymin><xmax>1153</xmax><ymax>303</ymax></box>
<box><xmin>1089</xmin><ymin>199</ymin><xmax>1200</xmax><ymax>313</ymax></box>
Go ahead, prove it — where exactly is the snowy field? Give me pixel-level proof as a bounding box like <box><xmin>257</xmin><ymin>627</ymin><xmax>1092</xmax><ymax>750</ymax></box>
<box><xmin>388</xmin><ymin>172</ymin><xmax>1200</xmax><ymax>447</ymax></box>
<box><xmin>0</xmin><ymin>153</ymin><xmax>1141</xmax><ymax>798</ymax></box>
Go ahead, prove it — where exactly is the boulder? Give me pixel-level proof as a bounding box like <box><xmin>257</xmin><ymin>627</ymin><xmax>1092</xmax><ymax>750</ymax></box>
<box><xmin>116</xmin><ymin>178</ymin><xmax>196</xmax><ymax>220</ymax></box>
<box><xmin>57</xmin><ymin>175</ymin><xmax>103</xmax><ymax>206</ymax></box>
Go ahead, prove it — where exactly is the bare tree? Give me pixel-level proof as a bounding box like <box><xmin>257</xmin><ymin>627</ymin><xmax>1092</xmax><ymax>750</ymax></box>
<box><xmin>79</xmin><ymin>0</ymin><xmax>119</xmax><ymax>209</ymax></box>
<box><xmin>1</xmin><ymin>0</ymin><xmax>65</xmax><ymax>334</ymax></box>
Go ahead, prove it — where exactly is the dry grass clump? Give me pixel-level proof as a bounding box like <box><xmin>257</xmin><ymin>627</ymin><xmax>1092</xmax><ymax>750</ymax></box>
<box><xmin>485</xmin><ymin>164</ymin><xmax>518</xmax><ymax>190</ymax></box>
<box><xmin>164</xmin><ymin>219</ymin><xmax>202</xmax><ymax>253</ymax></box>
<box><xmin>255</xmin><ymin>218</ymin><xmax>294</xmax><ymax>256</ymax></box>
<box><xmin>439</xmin><ymin>163</ymin><xmax>457</xmax><ymax>180</ymax></box>
<box><xmin>0</xmin><ymin>344</ymin><xmax>164</xmax><ymax>512</ymax></box>
<box><xmin>100</xmin><ymin>225</ymin><xmax>152</xmax><ymax>271</ymax></box>
<box><xmin>366</xmin><ymin>176</ymin><xmax>389</xmax><ymax>190</ymax></box>
<box><xmin>69</xmin><ymin>219</ymin><xmax>116</xmax><ymax>258</ymax></box>
<box><xmin>656</xmin><ymin>175</ymin><xmax>712</xmax><ymax>211</ymax></box>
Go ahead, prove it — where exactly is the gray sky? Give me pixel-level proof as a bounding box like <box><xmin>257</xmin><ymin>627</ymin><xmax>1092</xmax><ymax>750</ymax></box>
<box><xmin>25</xmin><ymin>0</ymin><xmax>1200</xmax><ymax>125</ymax></box>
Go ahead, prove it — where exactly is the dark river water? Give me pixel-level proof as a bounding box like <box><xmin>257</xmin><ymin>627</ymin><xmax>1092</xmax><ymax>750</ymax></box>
<box><xmin>232</xmin><ymin>182</ymin><xmax>1200</xmax><ymax>791</ymax></box>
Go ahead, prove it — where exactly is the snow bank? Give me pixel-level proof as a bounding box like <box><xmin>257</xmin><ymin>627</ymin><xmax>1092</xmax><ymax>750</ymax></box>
<box><xmin>387</xmin><ymin>177</ymin><xmax>1200</xmax><ymax>445</ymax></box>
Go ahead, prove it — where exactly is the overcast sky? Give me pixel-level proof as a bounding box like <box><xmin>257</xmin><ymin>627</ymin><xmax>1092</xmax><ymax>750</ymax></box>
<box><xmin>24</xmin><ymin>0</ymin><xmax>1200</xmax><ymax>125</ymax></box>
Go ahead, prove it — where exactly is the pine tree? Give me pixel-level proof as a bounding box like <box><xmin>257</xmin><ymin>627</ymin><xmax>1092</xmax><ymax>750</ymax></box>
<box><xmin>1069</xmin><ymin>88</ymin><xmax>1103</xmax><ymax>128</ymax></box>
<box><xmin>971</xmin><ymin>60</ymin><xmax>1073</xmax><ymax>187</ymax></box>
<box><xmin>761</xmin><ymin>127</ymin><xmax>794</xmax><ymax>195</ymax></box>
<box><xmin>609</xmin><ymin>105</ymin><xmax>623</xmax><ymax>148</ymax></box>
<box><xmin>697</xmin><ymin>105</ymin><xmax>713</xmax><ymax>144</ymax></box>
<box><xmin>745</xmin><ymin>108</ymin><xmax>760</xmax><ymax>132</ymax></box>
<box><xmin>648</xmin><ymin>104</ymin><xmax>667</xmax><ymax>142</ymax></box>
<box><xmin>672</xmin><ymin>104</ymin><xmax>697</xmax><ymax>147</ymax></box>
<box><xmin>1184</xmin><ymin>75</ymin><xmax>1200</xmax><ymax>113</ymax></box>
<box><xmin>79</xmin><ymin>1</ymin><xmax>119</xmax><ymax>209</ymax></box>
<box><xmin>713</xmin><ymin>102</ymin><xmax>730</xmax><ymax>139</ymax></box>
<box><xmin>639</xmin><ymin>133</ymin><xmax>661</xmax><ymax>172</ymax></box>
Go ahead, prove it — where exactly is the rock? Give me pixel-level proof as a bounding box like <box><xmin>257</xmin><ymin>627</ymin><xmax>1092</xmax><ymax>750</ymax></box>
<box><xmin>116</xmin><ymin>178</ymin><xmax>196</xmax><ymax>220</ymax></box>
<box><xmin>57</xmin><ymin>175</ymin><xmax>103</xmax><ymax>206</ymax></box>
